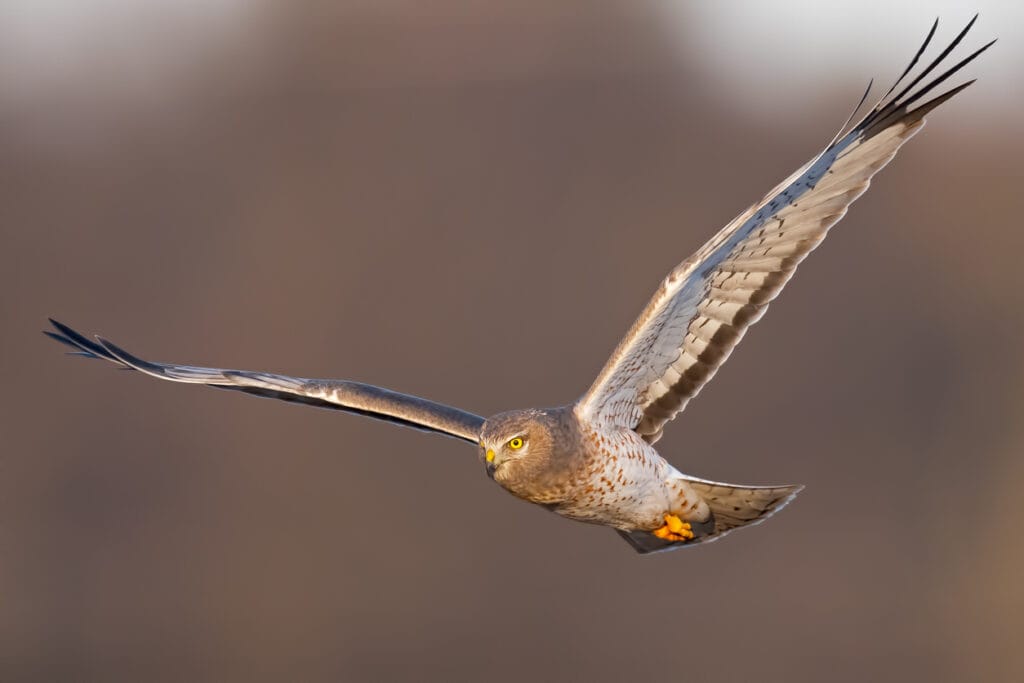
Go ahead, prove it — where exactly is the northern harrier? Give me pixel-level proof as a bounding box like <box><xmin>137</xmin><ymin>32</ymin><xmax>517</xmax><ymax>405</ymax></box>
<box><xmin>47</xmin><ymin>19</ymin><xmax>991</xmax><ymax>553</ymax></box>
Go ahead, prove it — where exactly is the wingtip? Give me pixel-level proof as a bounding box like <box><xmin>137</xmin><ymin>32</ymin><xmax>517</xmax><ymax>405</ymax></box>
<box><xmin>906</xmin><ymin>77</ymin><xmax>978</xmax><ymax>119</ymax></box>
<box><xmin>43</xmin><ymin>329</ymin><xmax>74</xmax><ymax>348</ymax></box>
<box><xmin>94</xmin><ymin>334</ymin><xmax>164</xmax><ymax>375</ymax></box>
<box><xmin>48</xmin><ymin>317</ymin><xmax>73</xmax><ymax>330</ymax></box>
<box><xmin>94</xmin><ymin>335</ymin><xmax>120</xmax><ymax>356</ymax></box>
<box><xmin>48</xmin><ymin>317</ymin><xmax>71</xmax><ymax>334</ymax></box>
<box><xmin>44</xmin><ymin>318</ymin><xmax>64</xmax><ymax>339</ymax></box>
<box><xmin>47</xmin><ymin>318</ymin><xmax>87</xmax><ymax>345</ymax></box>
<box><xmin>44</xmin><ymin>319</ymin><xmax>124</xmax><ymax>363</ymax></box>
<box><xmin>94</xmin><ymin>335</ymin><xmax>127</xmax><ymax>362</ymax></box>
<box><xmin>959</xmin><ymin>13</ymin><xmax>979</xmax><ymax>39</ymax></box>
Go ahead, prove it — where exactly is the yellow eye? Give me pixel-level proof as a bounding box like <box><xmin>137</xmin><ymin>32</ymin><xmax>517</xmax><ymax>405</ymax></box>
<box><xmin>508</xmin><ymin>437</ymin><xmax>524</xmax><ymax>450</ymax></box>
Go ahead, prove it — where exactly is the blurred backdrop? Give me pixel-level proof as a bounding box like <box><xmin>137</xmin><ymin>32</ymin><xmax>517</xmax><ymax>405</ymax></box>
<box><xmin>3</xmin><ymin>2</ymin><xmax>1023</xmax><ymax>681</ymax></box>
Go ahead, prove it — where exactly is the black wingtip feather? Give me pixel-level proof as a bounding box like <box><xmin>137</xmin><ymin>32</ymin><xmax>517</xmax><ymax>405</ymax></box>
<box><xmin>45</xmin><ymin>319</ymin><xmax>117</xmax><ymax>361</ymax></box>
<box><xmin>857</xmin><ymin>16</ymin><xmax>992</xmax><ymax>139</ymax></box>
<box><xmin>877</xmin><ymin>17</ymin><xmax>940</xmax><ymax>104</ymax></box>
<box><xmin>827</xmin><ymin>78</ymin><xmax>875</xmax><ymax>148</ymax></box>
<box><xmin>43</xmin><ymin>329</ymin><xmax>80</xmax><ymax>350</ymax></box>
<box><xmin>898</xmin><ymin>38</ymin><xmax>995</xmax><ymax>114</ymax></box>
<box><xmin>887</xmin><ymin>14</ymin><xmax>981</xmax><ymax>109</ymax></box>
<box><xmin>94</xmin><ymin>336</ymin><xmax>162</xmax><ymax>375</ymax></box>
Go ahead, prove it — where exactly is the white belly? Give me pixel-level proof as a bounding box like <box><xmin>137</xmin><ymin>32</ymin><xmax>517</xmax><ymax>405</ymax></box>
<box><xmin>554</xmin><ymin>426</ymin><xmax>702</xmax><ymax>531</ymax></box>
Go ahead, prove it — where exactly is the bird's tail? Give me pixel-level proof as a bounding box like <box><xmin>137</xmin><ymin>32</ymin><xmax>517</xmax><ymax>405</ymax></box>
<box><xmin>689</xmin><ymin>478</ymin><xmax>803</xmax><ymax>535</ymax></box>
<box><xmin>617</xmin><ymin>477</ymin><xmax>802</xmax><ymax>554</ymax></box>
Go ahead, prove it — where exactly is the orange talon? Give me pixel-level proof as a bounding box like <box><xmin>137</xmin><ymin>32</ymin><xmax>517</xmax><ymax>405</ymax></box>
<box><xmin>651</xmin><ymin>514</ymin><xmax>694</xmax><ymax>542</ymax></box>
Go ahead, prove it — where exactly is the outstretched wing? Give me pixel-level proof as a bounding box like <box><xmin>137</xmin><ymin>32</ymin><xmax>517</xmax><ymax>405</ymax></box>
<box><xmin>45</xmin><ymin>319</ymin><xmax>485</xmax><ymax>444</ymax></box>
<box><xmin>577</xmin><ymin>18</ymin><xmax>993</xmax><ymax>443</ymax></box>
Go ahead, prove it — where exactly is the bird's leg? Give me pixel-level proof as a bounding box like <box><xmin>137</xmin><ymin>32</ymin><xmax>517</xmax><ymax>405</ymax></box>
<box><xmin>651</xmin><ymin>514</ymin><xmax>694</xmax><ymax>542</ymax></box>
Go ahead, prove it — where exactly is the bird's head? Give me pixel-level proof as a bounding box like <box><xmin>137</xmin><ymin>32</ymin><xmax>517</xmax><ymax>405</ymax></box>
<box><xmin>479</xmin><ymin>409</ymin><xmax>542</xmax><ymax>480</ymax></box>
<box><xmin>478</xmin><ymin>408</ymin><xmax>570</xmax><ymax>496</ymax></box>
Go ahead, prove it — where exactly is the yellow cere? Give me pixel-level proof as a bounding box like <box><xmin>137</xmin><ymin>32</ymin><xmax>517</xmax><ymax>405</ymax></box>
<box><xmin>508</xmin><ymin>437</ymin><xmax>524</xmax><ymax>450</ymax></box>
<box><xmin>486</xmin><ymin>449</ymin><xmax>495</xmax><ymax>463</ymax></box>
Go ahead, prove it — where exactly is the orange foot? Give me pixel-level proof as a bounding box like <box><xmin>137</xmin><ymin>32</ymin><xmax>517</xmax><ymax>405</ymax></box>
<box><xmin>652</xmin><ymin>514</ymin><xmax>694</xmax><ymax>542</ymax></box>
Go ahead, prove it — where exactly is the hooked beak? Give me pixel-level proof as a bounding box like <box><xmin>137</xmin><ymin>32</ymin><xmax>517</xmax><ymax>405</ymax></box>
<box><xmin>484</xmin><ymin>448</ymin><xmax>498</xmax><ymax>478</ymax></box>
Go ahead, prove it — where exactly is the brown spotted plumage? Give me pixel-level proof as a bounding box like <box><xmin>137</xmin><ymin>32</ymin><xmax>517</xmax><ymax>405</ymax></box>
<box><xmin>46</xmin><ymin>19</ymin><xmax>990</xmax><ymax>554</ymax></box>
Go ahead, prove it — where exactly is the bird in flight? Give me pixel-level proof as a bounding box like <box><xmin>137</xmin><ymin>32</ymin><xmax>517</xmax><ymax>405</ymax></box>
<box><xmin>47</xmin><ymin>18</ymin><xmax>991</xmax><ymax>553</ymax></box>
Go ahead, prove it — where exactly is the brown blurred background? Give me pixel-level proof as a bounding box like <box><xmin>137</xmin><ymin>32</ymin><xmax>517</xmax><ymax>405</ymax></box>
<box><xmin>3</xmin><ymin>2</ymin><xmax>1023</xmax><ymax>681</ymax></box>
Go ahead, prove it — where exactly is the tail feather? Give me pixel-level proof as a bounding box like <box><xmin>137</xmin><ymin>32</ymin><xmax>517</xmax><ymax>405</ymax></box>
<box><xmin>617</xmin><ymin>479</ymin><xmax>802</xmax><ymax>555</ymax></box>
<box><xmin>689</xmin><ymin>479</ymin><xmax>802</xmax><ymax>534</ymax></box>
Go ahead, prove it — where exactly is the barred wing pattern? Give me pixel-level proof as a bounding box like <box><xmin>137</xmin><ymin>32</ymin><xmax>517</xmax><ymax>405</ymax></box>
<box><xmin>45</xmin><ymin>319</ymin><xmax>485</xmax><ymax>444</ymax></box>
<box><xmin>577</xmin><ymin>18</ymin><xmax>993</xmax><ymax>443</ymax></box>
